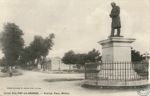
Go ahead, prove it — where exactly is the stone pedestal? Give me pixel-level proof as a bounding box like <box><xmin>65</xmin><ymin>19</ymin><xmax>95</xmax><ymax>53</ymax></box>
<box><xmin>97</xmin><ymin>37</ymin><xmax>139</xmax><ymax>80</ymax></box>
<box><xmin>83</xmin><ymin>36</ymin><xmax>149</xmax><ymax>87</ymax></box>
<box><xmin>98</xmin><ymin>36</ymin><xmax>136</xmax><ymax>62</ymax></box>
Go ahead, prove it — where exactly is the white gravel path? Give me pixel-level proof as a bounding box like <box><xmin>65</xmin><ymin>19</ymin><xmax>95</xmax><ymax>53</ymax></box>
<box><xmin>0</xmin><ymin>70</ymin><xmax>141</xmax><ymax>96</ymax></box>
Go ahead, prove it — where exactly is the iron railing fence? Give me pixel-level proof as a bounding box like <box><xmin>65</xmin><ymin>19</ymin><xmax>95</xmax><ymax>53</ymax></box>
<box><xmin>85</xmin><ymin>61</ymin><xmax>148</xmax><ymax>81</ymax></box>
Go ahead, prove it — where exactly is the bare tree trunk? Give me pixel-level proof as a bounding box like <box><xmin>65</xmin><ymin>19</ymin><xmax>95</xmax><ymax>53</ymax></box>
<box><xmin>44</xmin><ymin>56</ymin><xmax>47</xmax><ymax>71</ymax></box>
<box><xmin>69</xmin><ymin>65</ymin><xmax>71</xmax><ymax>72</ymax></box>
<box><xmin>42</xmin><ymin>56</ymin><xmax>46</xmax><ymax>71</ymax></box>
<box><xmin>84</xmin><ymin>65</ymin><xmax>87</xmax><ymax>79</ymax></box>
<box><xmin>9</xmin><ymin>66</ymin><xmax>13</xmax><ymax>77</ymax></box>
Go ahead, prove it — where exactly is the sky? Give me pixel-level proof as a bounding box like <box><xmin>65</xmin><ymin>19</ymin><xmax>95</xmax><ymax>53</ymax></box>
<box><xmin>0</xmin><ymin>0</ymin><xmax>150</xmax><ymax>58</ymax></box>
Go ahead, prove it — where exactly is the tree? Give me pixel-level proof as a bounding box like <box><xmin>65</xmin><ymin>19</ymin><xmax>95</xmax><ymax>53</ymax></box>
<box><xmin>131</xmin><ymin>48</ymin><xmax>147</xmax><ymax>76</ymax></box>
<box><xmin>75</xmin><ymin>53</ymin><xmax>87</xmax><ymax>65</ymax></box>
<box><xmin>62</xmin><ymin>49</ymin><xmax>102</xmax><ymax>70</ymax></box>
<box><xmin>29</xmin><ymin>35</ymin><xmax>44</xmax><ymax>66</ymax></box>
<box><xmin>62</xmin><ymin>50</ymin><xmax>76</xmax><ymax>64</ymax></box>
<box><xmin>0</xmin><ymin>57</ymin><xmax>6</xmax><ymax>67</ymax></box>
<box><xmin>1</xmin><ymin>23</ymin><xmax>24</xmax><ymax>66</ymax></box>
<box><xmin>86</xmin><ymin>49</ymin><xmax>101</xmax><ymax>63</ymax></box>
<box><xmin>62</xmin><ymin>50</ymin><xmax>76</xmax><ymax>70</ymax></box>
<box><xmin>19</xmin><ymin>46</ymin><xmax>35</xmax><ymax>68</ymax></box>
<box><xmin>19</xmin><ymin>34</ymin><xmax>55</xmax><ymax>70</ymax></box>
<box><xmin>40</xmin><ymin>34</ymin><xmax>55</xmax><ymax>70</ymax></box>
<box><xmin>1</xmin><ymin>23</ymin><xmax>24</xmax><ymax>76</ymax></box>
<box><xmin>131</xmin><ymin>49</ymin><xmax>145</xmax><ymax>62</ymax></box>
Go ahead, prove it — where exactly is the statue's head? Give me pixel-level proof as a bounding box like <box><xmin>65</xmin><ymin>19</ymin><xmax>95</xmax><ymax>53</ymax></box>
<box><xmin>111</xmin><ymin>2</ymin><xmax>116</xmax><ymax>7</ymax></box>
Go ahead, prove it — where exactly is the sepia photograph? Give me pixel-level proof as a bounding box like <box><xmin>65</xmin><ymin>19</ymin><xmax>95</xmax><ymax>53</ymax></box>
<box><xmin>0</xmin><ymin>0</ymin><xmax>150</xmax><ymax>96</ymax></box>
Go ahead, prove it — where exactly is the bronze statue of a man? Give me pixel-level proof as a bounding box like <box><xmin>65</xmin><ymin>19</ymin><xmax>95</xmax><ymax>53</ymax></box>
<box><xmin>110</xmin><ymin>2</ymin><xmax>121</xmax><ymax>37</ymax></box>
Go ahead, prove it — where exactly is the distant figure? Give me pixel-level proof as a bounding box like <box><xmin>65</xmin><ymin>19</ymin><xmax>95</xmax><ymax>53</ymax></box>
<box><xmin>110</xmin><ymin>2</ymin><xmax>121</xmax><ymax>37</ymax></box>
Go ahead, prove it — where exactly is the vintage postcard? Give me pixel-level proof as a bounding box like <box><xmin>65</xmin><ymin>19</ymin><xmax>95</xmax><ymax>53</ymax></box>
<box><xmin>0</xmin><ymin>0</ymin><xmax>150</xmax><ymax>96</ymax></box>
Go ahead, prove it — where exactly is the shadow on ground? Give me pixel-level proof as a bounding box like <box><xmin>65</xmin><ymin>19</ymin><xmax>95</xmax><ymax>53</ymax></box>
<box><xmin>0</xmin><ymin>71</ymin><xmax>22</xmax><ymax>78</ymax></box>
<box><xmin>44</xmin><ymin>78</ymin><xmax>84</xmax><ymax>82</ymax></box>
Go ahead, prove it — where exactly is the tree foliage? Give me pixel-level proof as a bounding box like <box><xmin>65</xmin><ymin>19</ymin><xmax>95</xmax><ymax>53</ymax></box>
<box><xmin>87</xmin><ymin>49</ymin><xmax>101</xmax><ymax>62</ymax></box>
<box><xmin>62</xmin><ymin>49</ymin><xmax>101</xmax><ymax>66</ymax></box>
<box><xmin>1</xmin><ymin>23</ymin><xmax>24</xmax><ymax>66</ymax></box>
<box><xmin>131</xmin><ymin>48</ymin><xmax>148</xmax><ymax>76</ymax></box>
<box><xmin>0</xmin><ymin>22</ymin><xmax>55</xmax><ymax>71</ymax></box>
<box><xmin>75</xmin><ymin>53</ymin><xmax>89</xmax><ymax>66</ymax></box>
<box><xmin>19</xmin><ymin>34</ymin><xmax>55</xmax><ymax>69</ymax></box>
<box><xmin>131</xmin><ymin>48</ymin><xmax>145</xmax><ymax>62</ymax></box>
<box><xmin>62</xmin><ymin>50</ymin><xmax>76</xmax><ymax>65</ymax></box>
